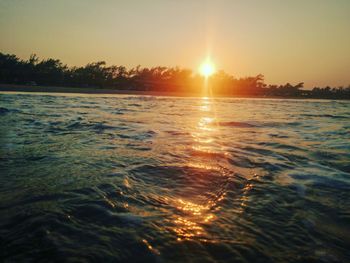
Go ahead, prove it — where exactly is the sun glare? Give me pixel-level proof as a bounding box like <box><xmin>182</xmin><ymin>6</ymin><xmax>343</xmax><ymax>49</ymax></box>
<box><xmin>199</xmin><ymin>60</ymin><xmax>215</xmax><ymax>78</ymax></box>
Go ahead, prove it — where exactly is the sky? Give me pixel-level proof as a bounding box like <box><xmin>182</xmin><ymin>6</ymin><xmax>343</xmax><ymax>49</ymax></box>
<box><xmin>1</xmin><ymin>0</ymin><xmax>349</xmax><ymax>88</ymax></box>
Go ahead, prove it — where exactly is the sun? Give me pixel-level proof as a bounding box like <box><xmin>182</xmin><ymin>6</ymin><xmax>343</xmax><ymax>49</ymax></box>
<box><xmin>199</xmin><ymin>60</ymin><xmax>215</xmax><ymax>78</ymax></box>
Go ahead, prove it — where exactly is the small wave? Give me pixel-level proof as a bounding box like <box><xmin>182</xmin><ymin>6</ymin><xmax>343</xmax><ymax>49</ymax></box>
<box><xmin>0</xmin><ymin>193</ymin><xmax>74</xmax><ymax>210</ymax></box>
<box><xmin>289</xmin><ymin>173</ymin><xmax>350</xmax><ymax>190</ymax></box>
<box><xmin>258</xmin><ymin>141</ymin><xmax>303</xmax><ymax>151</ymax></box>
<box><xmin>118</xmin><ymin>130</ymin><xmax>156</xmax><ymax>141</ymax></box>
<box><xmin>190</xmin><ymin>147</ymin><xmax>230</xmax><ymax>160</ymax></box>
<box><xmin>262</xmin><ymin>121</ymin><xmax>302</xmax><ymax>127</ymax></box>
<box><xmin>62</xmin><ymin>121</ymin><xmax>117</xmax><ymax>133</ymax></box>
<box><xmin>0</xmin><ymin>107</ymin><xmax>10</xmax><ymax>115</ymax></box>
<box><xmin>301</xmin><ymin>113</ymin><xmax>349</xmax><ymax>119</ymax></box>
<box><xmin>165</xmin><ymin>130</ymin><xmax>191</xmax><ymax>136</ymax></box>
<box><xmin>217</xmin><ymin>121</ymin><xmax>257</xmax><ymax>128</ymax></box>
<box><xmin>128</xmin><ymin>103</ymin><xmax>142</xmax><ymax>107</ymax></box>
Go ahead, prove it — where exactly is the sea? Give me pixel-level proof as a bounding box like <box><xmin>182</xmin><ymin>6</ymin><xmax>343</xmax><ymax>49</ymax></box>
<box><xmin>0</xmin><ymin>92</ymin><xmax>349</xmax><ymax>262</ymax></box>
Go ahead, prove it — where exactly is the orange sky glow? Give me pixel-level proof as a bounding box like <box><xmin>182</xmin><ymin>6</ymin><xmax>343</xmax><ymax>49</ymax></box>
<box><xmin>0</xmin><ymin>0</ymin><xmax>349</xmax><ymax>88</ymax></box>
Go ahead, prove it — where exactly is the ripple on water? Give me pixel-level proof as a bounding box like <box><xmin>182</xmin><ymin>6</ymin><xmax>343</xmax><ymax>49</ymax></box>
<box><xmin>0</xmin><ymin>93</ymin><xmax>349</xmax><ymax>262</ymax></box>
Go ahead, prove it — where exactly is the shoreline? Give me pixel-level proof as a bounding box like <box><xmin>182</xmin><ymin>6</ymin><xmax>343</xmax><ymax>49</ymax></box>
<box><xmin>0</xmin><ymin>84</ymin><xmax>192</xmax><ymax>97</ymax></box>
<box><xmin>0</xmin><ymin>84</ymin><xmax>347</xmax><ymax>100</ymax></box>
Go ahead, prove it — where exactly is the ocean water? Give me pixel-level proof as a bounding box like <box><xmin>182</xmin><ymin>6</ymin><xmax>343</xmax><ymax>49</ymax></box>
<box><xmin>0</xmin><ymin>92</ymin><xmax>349</xmax><ymax>262</ymax></box>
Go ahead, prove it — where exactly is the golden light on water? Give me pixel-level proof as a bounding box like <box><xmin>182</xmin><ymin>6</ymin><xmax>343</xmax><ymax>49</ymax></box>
<box><xmin>172</xmin><ymin>97</ymin><xmax>227</xmax><ymax>242</ymax></box>
<box><xmin>173</xmin><ymin>198</ymin><xmax>215</xmax><ymax>241</ymax></box>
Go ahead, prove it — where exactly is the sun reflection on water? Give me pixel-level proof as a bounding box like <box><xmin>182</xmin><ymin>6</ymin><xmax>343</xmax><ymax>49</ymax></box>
<box><xmin>172</xmin><ymin>97</ymin><xmax>228</xmax><ymax>242</ymax></box>
<box><xmin>173</xmin><ymin>198</ymin><xmax>215</xmax><ymax>241</ymax></box>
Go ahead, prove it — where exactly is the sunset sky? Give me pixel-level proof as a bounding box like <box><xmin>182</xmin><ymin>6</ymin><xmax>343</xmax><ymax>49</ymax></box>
<box><xmin>1</xmin><ymin>0</ymin><xmax>349</xmax><ymax>88</ymax></box>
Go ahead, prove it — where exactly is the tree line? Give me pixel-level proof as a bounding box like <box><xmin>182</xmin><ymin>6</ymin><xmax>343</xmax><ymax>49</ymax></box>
<box><xmin>0</xmin><ymin>52</ymin><xmax>349</xmax><ymax>99</ymax></box>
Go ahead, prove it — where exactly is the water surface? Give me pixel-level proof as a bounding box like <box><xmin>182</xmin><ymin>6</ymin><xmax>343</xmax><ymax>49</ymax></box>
<box><xmin>0</xmin><ymin>93</ymin><xmax>349</xmax><ymax>262</ymax></box>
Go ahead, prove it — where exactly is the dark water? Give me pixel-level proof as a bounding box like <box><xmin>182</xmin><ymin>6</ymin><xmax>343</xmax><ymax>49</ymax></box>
<box><xmin>0</xmin><ymin>92</ymin><xmax>349</xmax><ymax>262</ymax></box>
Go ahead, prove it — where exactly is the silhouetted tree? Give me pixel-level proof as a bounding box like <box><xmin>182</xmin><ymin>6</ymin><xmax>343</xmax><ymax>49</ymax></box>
<box><xmin>0</xmin><ymin>52</ymin><xmax>349</xmax><ymax>99</ymax></box>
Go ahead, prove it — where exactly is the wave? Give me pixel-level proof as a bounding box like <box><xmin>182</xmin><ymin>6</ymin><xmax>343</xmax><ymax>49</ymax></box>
<box><xmin>0</xmin><ymin>107</ymin><xmax>10</xmax><ymax>115</ymax></box>
<box><xmin>1</xmin><ymin>93</ymin><xmax>349</xmax><ymax>262</ymax></box>
<box><xmin>216</xmin><ymin>121</ymin><xmax>257</xmax><ymax>128</ymax></box>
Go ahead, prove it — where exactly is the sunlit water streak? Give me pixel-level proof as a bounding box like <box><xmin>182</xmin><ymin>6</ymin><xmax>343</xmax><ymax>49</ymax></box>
<box><xmin>0</xmin><ymin>92</ymin><xmax>349</xmax><ymax>262</ymax></box>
